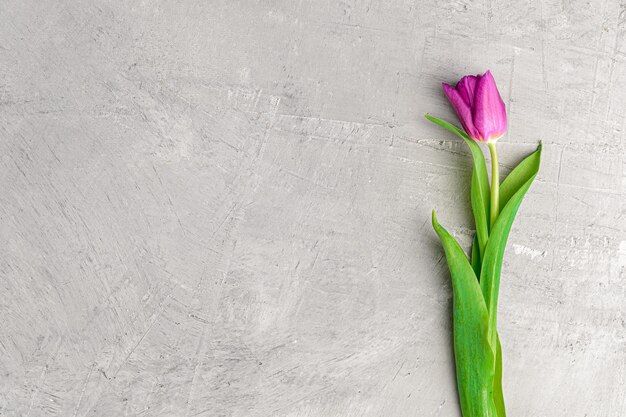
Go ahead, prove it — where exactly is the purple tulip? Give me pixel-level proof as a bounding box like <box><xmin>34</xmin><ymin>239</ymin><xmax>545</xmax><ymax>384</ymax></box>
<box><xmin>442</xmin><ymin>70</ymin><xmax>507</xmax><ymax>143</ymax></box>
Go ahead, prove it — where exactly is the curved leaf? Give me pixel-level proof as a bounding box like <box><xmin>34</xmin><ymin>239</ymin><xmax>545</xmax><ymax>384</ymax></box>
<box><xmin>432</xmin><ymin>211</ymin><xmax>497</xmax><ymax>417</ymax></box>
<box><xmin>479</xmin><ymin>147</ymin><xmax>541</xmax><ymax>349</ymax></box>
<box><xmin>425</xmin><ymin>115</ymin><xmax>490</xmax><ymax>256</ymax></box>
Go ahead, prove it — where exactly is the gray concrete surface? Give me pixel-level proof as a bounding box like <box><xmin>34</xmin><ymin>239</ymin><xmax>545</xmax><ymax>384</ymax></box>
<box><xmin>1</xmin><ymin>1</ymin><xmax>625</xmax><ymax>416</ymax></box>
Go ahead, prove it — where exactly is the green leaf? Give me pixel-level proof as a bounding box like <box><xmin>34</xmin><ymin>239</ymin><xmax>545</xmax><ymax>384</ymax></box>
<box><xmin>487</xmin><ymin>144</ymin><xmax>541</xmax><ymax>417</ymax></box>
<box><xmin>499</xmin><ymin>143</ymin><xmax>542</xmax><ymax>209</ymax></box>
<box><xmin>494</xmin><ymin>335</ymin><xmax>506</xmax><ymax>417</ymax></box>
<box><xmin>479</xmin><ymin>145</ymin><xmax>541</xmax><ymax>349</ymax></box>
<box><xmin>432</xmin><ymin>211</ymin><xmax>497</xmax><ymax>417</ymax></box>
<box><xmin>424</xmin><ymin>115</ymin><xmax>490</xmax><ymax>257</ymax></box>
<box><xmin>470</xmin><ymin>156</ymin><xmax>491</xmax><ymax>257</ymax></box>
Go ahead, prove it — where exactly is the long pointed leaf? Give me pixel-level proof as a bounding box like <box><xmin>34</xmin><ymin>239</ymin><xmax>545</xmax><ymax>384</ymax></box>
<box><xmin>491</xmin><ymin>145</ymin><xmax>541</xmax><ymax>417</ymax></box>
<box><xmin>479</xmin><ymin>146</ymin><xmax>541</xmax><ymax>349</ymax></box>
<box><xmin>425</xmin><ymin>115</ymin><xmax>490</xmax><ymax>256</ymax></box>
<box><xmin>432</xmin><ymin>211</ymin><xmax>497</xmax><ymax>417</ymax></box>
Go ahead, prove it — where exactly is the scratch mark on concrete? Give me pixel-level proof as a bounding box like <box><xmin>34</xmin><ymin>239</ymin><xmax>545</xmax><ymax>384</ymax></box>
<box><xmin>72</xmin><ymin>364</ymin><xmax>94</xmax><ymax>417</ymax></box>
<box><xmin>112</xmin><ymin>294</ymin><xmax>171</xmax><ymax>378</ymax></box>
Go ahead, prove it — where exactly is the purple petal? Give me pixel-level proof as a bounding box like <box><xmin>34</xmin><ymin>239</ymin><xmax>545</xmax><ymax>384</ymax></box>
<box><xmin>473</xmin><ymin>70</ymin><xmax>507</xmax><ymax>142</ymax></box>
<box><xmin>456</xmin><ymin>75</ymin><xmax>479</xmax><ymax>108</ymax></box>
<box><xmin>442</xmin><ymin>83</ymin><xmax>481</xmax><ymax>141</ymax></box>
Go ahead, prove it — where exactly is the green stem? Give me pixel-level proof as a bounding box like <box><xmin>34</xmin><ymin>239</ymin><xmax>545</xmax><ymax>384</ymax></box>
<box><xmin>488</xmin><ymin>142</ymin><xmax>499</xmax><ymax>229</ymax></box>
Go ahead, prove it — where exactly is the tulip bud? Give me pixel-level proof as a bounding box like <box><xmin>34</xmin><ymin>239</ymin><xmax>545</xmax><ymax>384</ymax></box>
<box><xmin>442</xmin><ymin>70</ymin><xmax>507</xmax><ymax>143</ymax></box>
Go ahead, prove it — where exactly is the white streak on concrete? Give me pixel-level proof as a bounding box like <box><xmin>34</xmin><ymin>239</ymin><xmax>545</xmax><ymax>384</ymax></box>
<box><xmin>512</xmin><ymin>244</ymin><xmax>547</xmax><ymax>260</ymax></box>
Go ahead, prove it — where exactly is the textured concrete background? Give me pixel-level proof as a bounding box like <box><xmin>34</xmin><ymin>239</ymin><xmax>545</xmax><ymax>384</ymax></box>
<box><xmin>1</xmin><ymin>1</ymin><xmax>625</xmax><ymax>416</ymax></box>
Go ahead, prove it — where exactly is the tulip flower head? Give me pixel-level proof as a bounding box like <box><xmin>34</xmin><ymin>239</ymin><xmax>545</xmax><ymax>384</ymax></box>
<box><xmin>442</xmin><ymin>70</ymin><xmax>507</xmax><ymax>143</ymax></box>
